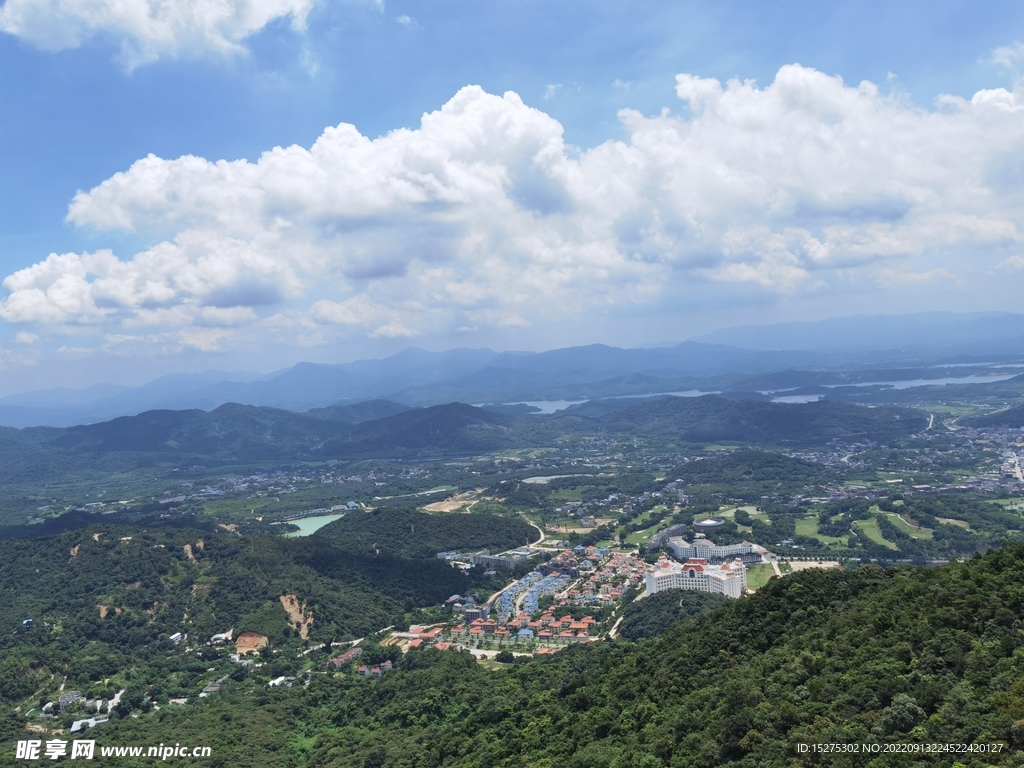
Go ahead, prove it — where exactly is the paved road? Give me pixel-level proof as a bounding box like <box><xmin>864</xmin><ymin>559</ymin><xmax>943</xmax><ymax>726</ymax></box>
<box><xmin>461</xmin><ymin>646</ymin><xmax>533</xmax><ymax>659</ymax></box>
<box><xmin>526</xmin><ymin>519</ymin><xmax>545</xmax><ymax>546</ymax></box>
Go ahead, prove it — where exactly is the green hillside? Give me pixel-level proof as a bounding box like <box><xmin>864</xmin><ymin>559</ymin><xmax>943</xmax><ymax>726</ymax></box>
<box><xmin>0</xmin><ymin>526</ymin><xmax>477</xmax><ymax>704</ymax></box>
<box><xmin>24</xmin><ymin>544</ymin><xmax>1024</xmax><ymax>767</ymax></box>
<box><xmin>313</xmin><ymin>506</ymin><xmax>536</xmax><ymax>558</ymax></box>
<box><xmin>966</xmin><ymin>404</ymin><xmax>1024</xmax><ymax>428</ymax></box>
<box><xmin>595</xmin><ymin>395</ymin><xmax>928</xmax><ymax>446</ymax></box>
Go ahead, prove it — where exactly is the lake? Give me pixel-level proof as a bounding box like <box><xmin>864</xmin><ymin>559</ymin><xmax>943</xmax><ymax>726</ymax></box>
<box><xmin>284</xmin><ymin>514</ymin><xmax>344</xmax><ymax>537</ymax></box>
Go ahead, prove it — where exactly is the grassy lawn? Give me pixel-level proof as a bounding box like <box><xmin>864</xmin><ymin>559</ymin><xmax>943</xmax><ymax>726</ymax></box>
<box><xmin>884</xmin><ymin>512</ymin><xmax>933</xmax><ymax>539</ymax></box>
<box><xmin>779</xmin><ymin>562</ymin><xmax>792</xmax><ymax>574</ymax></box>
<box><xmin>855</xmin><ymin>518</ymin><xmax>898</xmax><ymax>549</ymax></box>
<box><xmin>746</xmin><ymin>562</ymin><xmax>778</xmax><ymax>590</ymax></box>
<box><xmin>625</xmin><ymin>518</ymin><xmax>670</xmax><ymax>545</ymax></box>
<box><xmin>615</xmin><ymin>505</ymin><xmax>667</xmax><ymax>545</ymax></box>
<box><xmin>794</xmin><ymin>515</ymin><xmax>847</xmax><ymax>545</ymax></box>
<box><xmin>719</xmin><ymin>505</ymin><xmax>758</xmax><ymax>518</ymax></box>
<box><xmin>990</xmin><ymin>498</ymin><xmax>1024</xmax><ymax>512</ymax></box>
<box><xmin>936</xmin><ymin>517</ymin><xmax>971</xmax><ymax>530</ymax></box>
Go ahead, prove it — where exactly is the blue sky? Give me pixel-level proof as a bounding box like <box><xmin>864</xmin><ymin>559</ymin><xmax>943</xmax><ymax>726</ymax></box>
<box><xmin>0</xmin><ymin>0</ymin><xmax>1023</xmax><ymax>393</ymax></box>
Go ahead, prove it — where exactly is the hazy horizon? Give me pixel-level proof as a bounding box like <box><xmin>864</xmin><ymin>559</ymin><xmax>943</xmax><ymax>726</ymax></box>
<box><xmin>2</xmin><ymin>1</ymin><xmax>1024</xmax><ymax>393</ymax></box>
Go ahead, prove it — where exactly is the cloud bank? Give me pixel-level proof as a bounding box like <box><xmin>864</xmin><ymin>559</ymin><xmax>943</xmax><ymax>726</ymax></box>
<box><xmin>0</xmin><ymin>0</ymin><xmax>312</xmax><ymax>67</ymax></box>
<box><xmin>4</xmin><ymin>65</ymin><xmax>1024</xmax><ymax>352</ymax></box>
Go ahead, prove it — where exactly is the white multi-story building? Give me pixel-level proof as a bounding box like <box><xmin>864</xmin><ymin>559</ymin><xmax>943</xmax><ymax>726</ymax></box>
<box><xmin>667</xmin><ymin>537</ymin><xmax>768</xmax><ymax>564</ymax></box>
<box><xmin>645</xmin><ymin>557</ymin><xmax>747</xmax><ymax>599</ymax></box>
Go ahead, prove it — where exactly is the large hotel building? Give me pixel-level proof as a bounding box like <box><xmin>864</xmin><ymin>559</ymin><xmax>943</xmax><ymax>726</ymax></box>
<box><xmin>645</xmin><ymin>556</ymin><xmax>747</xmax><ymax>599</ymax></box>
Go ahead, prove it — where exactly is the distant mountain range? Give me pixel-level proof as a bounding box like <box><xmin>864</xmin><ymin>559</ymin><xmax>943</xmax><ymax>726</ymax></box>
<box><xmin>3</xmin><ymin>311</ymin><xmax>1024</xmax><ymax>428</ymax></box>
<box><xmin>692</xmin><ymin>311</ymin><xmax>1024</xmax><ymax>352</ymax></box>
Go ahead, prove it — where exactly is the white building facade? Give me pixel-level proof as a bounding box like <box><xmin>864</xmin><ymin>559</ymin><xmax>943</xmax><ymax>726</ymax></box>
<box><xmin>667</xmin><ymin>537</ymin><xmax>767</xmax><ymax>564</ymax></box>
<box><xmin>645</xmin><ymin>557</ymin><xmax>747</xmax><ymax>599</ymax></box>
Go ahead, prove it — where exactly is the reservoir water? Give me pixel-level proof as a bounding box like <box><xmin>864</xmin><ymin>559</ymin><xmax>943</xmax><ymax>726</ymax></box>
<box><xmin>284</xmin><ymin>514</ymin><xmax>344</xmax><ymax>537</ymax></box>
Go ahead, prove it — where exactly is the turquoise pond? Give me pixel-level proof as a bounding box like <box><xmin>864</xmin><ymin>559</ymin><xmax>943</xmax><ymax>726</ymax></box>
<box><xmin>283</xmin><ymin>514</ymin><xmax>345</xmax><ymax>537</ymax></box>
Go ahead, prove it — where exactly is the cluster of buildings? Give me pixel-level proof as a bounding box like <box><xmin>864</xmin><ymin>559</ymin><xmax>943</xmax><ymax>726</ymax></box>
<box><xmin>356</xmin><ymin>660</ymin><xmax>393</xmax><ymax>677</ymax></box>
<box><xmin>645</xmin><ymin>557</ymin><xmax>747</xmax><ymax>599</ymax></box>
<box><xmin>452</xmin><ymin>613</ymin><xmax>597</xmax><ymax>643</ymax></box>
<box><xmin>329</xmin><ymin>646</ymin><xmax>363</xmax><ymax>668</ymax></box>
<box><xmin>561</xmin><ymin>552</ymin><xmax>646</xmax><ymax>608</ymax></box>
<box><xmin>667</xmin><ymin>537</ymin><xmax>768</xmax><ymax>565</ymax></box>
<box><xmin>32</xmin><ymin>690</ymin><xmax>125</xmax><ymax>734</ymax></box>
<box><xmin>468</xmin><ymin>549</ymin><xmax>531</xmax><ymax>569</ymax></box>
<box><xmin>498</xmin><ymin>572</ymin><xmax>543</xmax><ymax>613</ymax></box>
<box><xmin>522</xmin><ymin>572</ymin><xmax>573</xmax><ymax>613</ymax></box>
<box><xmin>436</xmin><ymin>548</ymin><xmax>533</xmax><ymax>570</ymax></box>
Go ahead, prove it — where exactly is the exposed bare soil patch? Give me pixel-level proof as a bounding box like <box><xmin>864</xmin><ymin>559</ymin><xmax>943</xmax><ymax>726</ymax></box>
<box><xmin>280</xmin><ymin>594</ymin><xmax>314</xmax><ymax>640</ymax></box>
<box><xmin>235</xmin><ymin>632</ymin><xmax>269</xmax><ymax>655</ymax></box>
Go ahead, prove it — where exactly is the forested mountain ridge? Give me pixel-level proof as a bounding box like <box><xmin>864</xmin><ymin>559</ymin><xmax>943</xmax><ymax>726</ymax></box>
<box><xmin>47</xmin><ymin>544</ymin><xmax>1024</xmax><ymax>767</ymax></box>
<box><xmin>313</xmin><ymin>507</ymin><xmax>535</xmax><ymax>558</ymax></box>
<box><xmin>0</xmin><ymin>396</ymin><xmax>926</xmax><ymax>486</ymax></box>
<box><xmin>593</xmin><ymin>395</ymin><xmax>927</xmax><ymax>445</ymax></box>
<box><xmin>966</xmin><ymin>404</ymin><xmax>1024</xmax><ymax>428</ymax></box>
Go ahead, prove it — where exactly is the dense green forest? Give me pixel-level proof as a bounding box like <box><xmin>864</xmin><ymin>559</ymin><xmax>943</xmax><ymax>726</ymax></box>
<box><xmin>41</xmin><ymin>544</ymin><xmax>1024</xmax><ymax>767</ymax></box>
<box><xmin>616</xmin><ymin>590</ymin><xmax>727</xmax><ymax>642</ymax></box>
<box><xmin>313</xmin><ymin>507</ymin><xmax>537</xmax><ymax>558</ymax></box>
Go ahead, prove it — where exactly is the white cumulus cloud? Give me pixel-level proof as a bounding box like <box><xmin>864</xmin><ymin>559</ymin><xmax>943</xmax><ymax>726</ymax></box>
<box><xmin>5</xmin><ymin>65</ymin><xmax>1024</xmax><ymax>352</ymax></box>
<box><xmin>0</xmin><ymin>0</ymin><xmax>313</xmax><ymax>68</ymax></box>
